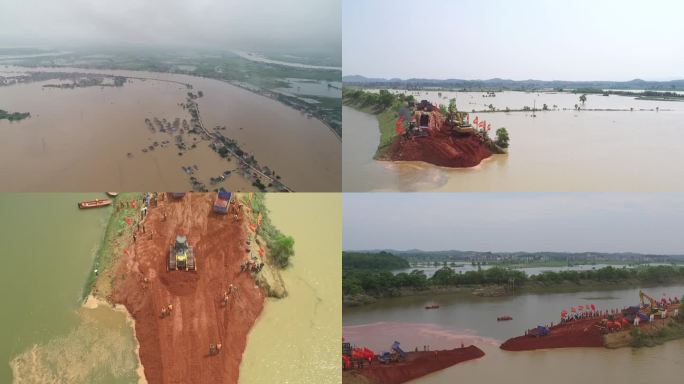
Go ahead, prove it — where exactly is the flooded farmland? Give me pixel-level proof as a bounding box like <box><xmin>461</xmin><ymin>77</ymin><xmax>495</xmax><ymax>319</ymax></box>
<box><xmin>343</xmin><ymin>90</ymin><xmax>684</xmax><ymax>191</ymax></box>
<box><xmin>0</xmin><ymin>66</ymin><xmax>340</xmax><ymax>191</ymax></box>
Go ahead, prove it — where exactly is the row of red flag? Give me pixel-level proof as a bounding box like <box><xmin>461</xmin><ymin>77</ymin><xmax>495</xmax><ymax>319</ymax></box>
<box><xmin>560</xmin><ymin>304</ymin><xmax>597</xmax><ymax>316</ymax></box>
<box><xmin>394</xmin><ymin>112</ymin><xmax>492</xmax><ymax>134</ymax></box>
<box><xmin>470</xmin><ymin>116</ymin><xmax>491</xmax><ymax>131</ymax></box>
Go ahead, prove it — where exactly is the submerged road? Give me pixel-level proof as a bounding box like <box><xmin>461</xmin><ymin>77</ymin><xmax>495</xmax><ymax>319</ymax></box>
<box><xmin>193</xmin><ymin>103</ymin><xmax>294</xmax><ymax>192</ymax></box>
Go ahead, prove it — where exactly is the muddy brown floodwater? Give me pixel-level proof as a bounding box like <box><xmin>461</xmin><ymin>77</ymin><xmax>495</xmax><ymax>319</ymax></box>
<box><xmin>0</xmin><ymin>66</ymin><xmax>340</xmax><ymax>191</ymax></box>
<box><xmin>343</xmin><ymin>90</ymin><xmax>684</xmax><ymax>192</ymax></box>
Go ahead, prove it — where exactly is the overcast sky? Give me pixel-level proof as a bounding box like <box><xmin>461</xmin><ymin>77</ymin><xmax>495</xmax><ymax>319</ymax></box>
<box><xmin>343</xmin><ymin>193</ymin><xmax>684</xmax><ymax>254</ymax></box>
<box><xmin>0</xmin><ymin>0</ymin><xmax>340</xmax><ymax>53</ymax></box>
<box><xmin>343</xmin><ymin>0</ymin><xmax>684</xmax><ymax>81</ymax></box>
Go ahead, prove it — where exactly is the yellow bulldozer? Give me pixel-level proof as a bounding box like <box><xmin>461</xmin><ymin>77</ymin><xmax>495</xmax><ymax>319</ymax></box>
<box><xmin>168</xmin><ymin>235</ymin><xmax>196</xmax><ymax>271</ymax></box>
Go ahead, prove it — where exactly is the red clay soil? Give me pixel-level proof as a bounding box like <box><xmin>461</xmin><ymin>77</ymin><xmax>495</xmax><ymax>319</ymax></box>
<box><xmin>500</xmin><ymin>318</ymin><xmax>605</xmax><ymax>351</ymax></box>
<box><xmin>110</xmin><ymin>193</ymin><xmax>263</xmax><ymax>384</ymax></box>
<box><xmin>353</xmin><ymin>346</ymin><xmax>485</xmax><ymax>384</ymax></box>
<box><xmin>385</xmin><ymin>132</ymin><xmax>493</xmax><ymax>168</ymax></box>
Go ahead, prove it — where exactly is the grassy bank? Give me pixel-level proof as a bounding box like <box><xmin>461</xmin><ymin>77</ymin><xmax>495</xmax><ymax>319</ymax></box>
<box><xmin>343</xmin><ymin>279</ymin><xmax>684</xmax><ymax>308</ymax></box>
<box><xmin>343</xmin><ymin>264</ymin><xmax>684</xmax><ymax>307</ymax></box>
<box><xmin>241</xmin><ymin>193</ymin><xmax>295</xmax><ymax>269</ymax></box>
<box><xmin>342</xmin><ymin>88</ymin><xmax>402</xmax><ymax>158</ymax></box>
<box><xmin>630</xmin><ymin>318</ymin><xmax>684</xmax><ymax>347</ymax></box>
<box><xmin>82</xmin><ymin>193</ymin><xmax>142</xmax><ymax>301</ymax></box>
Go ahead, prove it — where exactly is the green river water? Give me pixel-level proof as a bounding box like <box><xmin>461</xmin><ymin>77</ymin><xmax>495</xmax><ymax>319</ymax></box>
<box><xmin>0</xmin><ymin>194</ymin><xmax>139</xmax><ymax>383</ymax></box>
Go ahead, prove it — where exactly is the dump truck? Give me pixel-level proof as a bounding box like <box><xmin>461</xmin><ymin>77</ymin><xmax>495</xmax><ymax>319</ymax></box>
<box><xmin>527</xmin><ymin>325</ymin><xmax>550</xmax><ymax>337</ymax></box>
<box><xmin>213</xmin><ymin>191</ymin><xmax>232</xmax><ymax>214</ymax></box>
<box><xmin>168</xmin><ymin>235</ymin><xmax>196</xmax><ymax>271</ymax></box>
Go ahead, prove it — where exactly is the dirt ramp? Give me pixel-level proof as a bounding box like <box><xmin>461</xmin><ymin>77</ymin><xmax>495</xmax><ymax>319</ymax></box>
<box><xmin>159</xmin><ymin>271</ymin><xmax>200</xmax><ymax>296</ymax></box>
<box><xmin>111</xmin><ymin>193</ymin><xmax>265</xmax><ymax>384</ymax></box>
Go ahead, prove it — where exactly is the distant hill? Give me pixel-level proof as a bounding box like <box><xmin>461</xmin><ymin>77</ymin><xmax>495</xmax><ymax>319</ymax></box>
<box><xmin>342</xmin><ymin>75</ymin><xmax>684</xmax><ymax>91</ymax></box>
<box><xmin>342</xmin><ymin>251</ymin><xmax>410</xmax><ymax>270</ymax></box>
<box><xmin>345</xmin><ymin>249</ymin><xmax>684</xmax><ymax>264</ymax></box>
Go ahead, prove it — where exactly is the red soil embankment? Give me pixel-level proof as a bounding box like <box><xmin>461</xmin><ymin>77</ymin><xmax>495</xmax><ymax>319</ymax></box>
<box><xmin>500</xmin><ymin>318</ymin><xmax>605</xmax><ymax>351</ymax></box>
<box><xmin>353</xmin><ymin>346</ymin><xmax>484</xmax><ymax>384</ymax></box>
<box><xmin>111</xmin><ymin>193</ymin><xmax>263</xmax><ymax>384</ymax></box>
<box><xmin>385</xmin><ymin>131</ymin><xmax>493</xmax><ymax>168</ymax></box>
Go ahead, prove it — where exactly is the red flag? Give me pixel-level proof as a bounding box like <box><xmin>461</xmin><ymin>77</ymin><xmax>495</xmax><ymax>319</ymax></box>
<box><xmin>395</xmin><ymin>116</ymin><xmax>405</xmax><ymax>135</ymax></box>
<box><xmin>473</xmin><ymin>116</ymin><xmax>479</xmax><ymax>126</ymax></box>
<box><xmin>466</xmin><ymin>115</ymin><xmax>470</xmax><ymax>123</ymax></box>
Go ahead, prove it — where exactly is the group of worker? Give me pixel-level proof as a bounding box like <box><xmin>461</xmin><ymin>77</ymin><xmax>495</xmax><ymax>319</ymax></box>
<box><xmin>240</xmin><ymin>259</ymin><xmax>265</xmax><ymax>274</ymax></box>
<box><xmin>209</xmin><ymin>343</ymin><xmax>222</xmax><ymax>356</ymax></box>
<box><xmin>221</xmin><ymin>284</ymin><xmax>238</xmax><ymax>307</ymax></box>
<box><xmin>160</xmin><ymin>304</ymin><xmax>174</xmax><ymax>318</ymax></box>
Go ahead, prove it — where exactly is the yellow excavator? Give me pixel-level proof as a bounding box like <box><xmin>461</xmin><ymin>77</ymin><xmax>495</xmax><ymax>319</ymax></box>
<box><xmin>639</xmin><ymin>290</ymin><xmax>666</xmax><ymax>318</ymax></box>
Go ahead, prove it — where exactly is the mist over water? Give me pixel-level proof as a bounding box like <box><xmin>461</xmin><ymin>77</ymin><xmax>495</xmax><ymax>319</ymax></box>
<box><xmin>0</xmin><ymin>0</ymin><xmax>341</xmax><ymax>56</ymax></box>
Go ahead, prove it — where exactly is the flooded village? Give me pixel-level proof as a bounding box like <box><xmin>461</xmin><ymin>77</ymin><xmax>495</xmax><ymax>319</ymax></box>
<box><xmin>0</xmin><ymin>64</ymin><xmax>340</xmax><ymax>191</ymax></box>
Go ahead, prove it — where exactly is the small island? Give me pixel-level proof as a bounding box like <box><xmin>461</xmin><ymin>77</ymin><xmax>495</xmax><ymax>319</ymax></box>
<box><xmin>343</xmin><ymin>88</ymin><xmax>509</xmax><ymax>168</ymax></box>
<box><xmin>0</xmin><ymin>109</ymin><xmax>31</xmax><ymax>122</ymax></box>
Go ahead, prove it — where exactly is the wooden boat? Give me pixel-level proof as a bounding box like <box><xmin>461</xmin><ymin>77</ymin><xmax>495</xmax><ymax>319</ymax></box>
<box><xmin>78</xmin><ymin>198</ymin><xmax>112</xmax><ymax>209</ymax></box>
<box><xmin>106</xmin><ymin>192</ymin><xmax>119</xmax><ymax>197</ymax></box>
<box><xmin>425</xmin><ymin>304</ymin><xmax>440</xmax><ymax>310</ymax></box>
<box><xmin>497</xmin><ymin>316</ymin><xmax>513</xmax><ymax>321</ymax></box>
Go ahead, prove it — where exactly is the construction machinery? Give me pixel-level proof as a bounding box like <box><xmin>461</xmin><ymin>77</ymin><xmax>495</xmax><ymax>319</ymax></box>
<box><xmin>213</xmin><ymin>191</ymin><xmax>232</xmax><ymax>214</ymax></box>
<box><xmin>168</xmin><ymin>235</ymin><xmax>196</xmax><ymax>271</ymax></box>
<box><xmin>639</xmin><ymin>290</ymin><xmax>667</xmax><ymax>318</ymax></box>
<box><xmin>527</xmin><ymin>325</ymin><xmax>550</xmax><ymax>337</ymax></box>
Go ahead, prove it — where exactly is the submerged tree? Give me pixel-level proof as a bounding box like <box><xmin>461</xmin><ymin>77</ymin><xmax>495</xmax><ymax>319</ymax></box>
<box><xmin>579</xmin><ymin>94</ymin><xmax>587</xmax><ymax>105</ymax></box>
<box><xmin>448</xmin><ymin>98</ymin><xmax>457</xmax><ymax>114</ymax></box>
<box><xmin>271</xmin><ymin>234</ymin><xmax>295</xmax><ymax>268</ymax></box>
<box><xmin>495</xmin><ymin>127</ymin><xmax>510</xmax><ymax>148</ymax></box>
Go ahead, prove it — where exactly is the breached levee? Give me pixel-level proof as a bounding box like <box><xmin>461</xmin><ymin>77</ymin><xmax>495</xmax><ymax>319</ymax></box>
<box><xmin>86</xmin><ymin>192</ymin><xmax>289</xmax><ymax>384</ymax></box>
<box><xmin>343</xmin><ymin>346</ymin><xmax>485</xmax><ymax>384</ymax></box>
<box><xmin>380</xmin><ymin>104</ymin><xmax>507</xmax><ymax>168</ymax></box>
<box><xmin>500</xmin><ymin>317</ymin><xmax>605</xmax><ymax>351</ymax></box>
<box><xmin>343</xmin><ymin>90</ymin><xmax>509</xmax><ymax>170</ymax></box>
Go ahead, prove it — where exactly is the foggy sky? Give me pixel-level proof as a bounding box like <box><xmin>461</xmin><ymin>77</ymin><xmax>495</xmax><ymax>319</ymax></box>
<box><xmin>343</xmin><ymin>193</ymin><xmax>684</xmax><ymax>254</ymax></box>
<box><xmin>343</xmin><ymin>0</ymin><xmax>684</xmax><ymax>81</ymax></box>
<box><xmin>0</xmin><ymin>0</ymin><xmax>340</xmax><ymax>53</ymax></box>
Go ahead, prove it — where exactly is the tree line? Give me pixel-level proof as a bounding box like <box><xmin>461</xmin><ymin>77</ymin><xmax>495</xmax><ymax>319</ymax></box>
<box><xmin>343</xmin><ymin>265</ymin><xmax>684</xmax><ymax>296</ymax></box>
